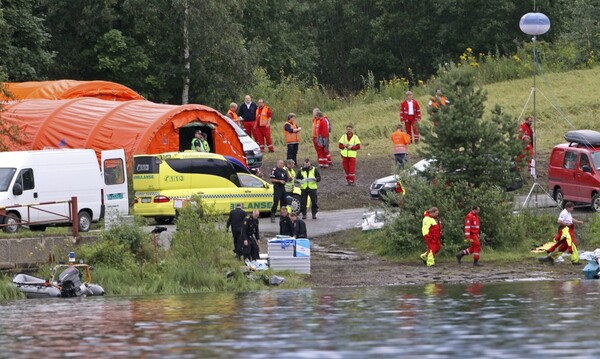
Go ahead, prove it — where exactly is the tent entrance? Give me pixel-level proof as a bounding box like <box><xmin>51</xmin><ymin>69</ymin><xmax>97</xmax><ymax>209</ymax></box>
<box><xmin>180</xmin><ymin>122</ymin><xmax>215</xmax><ymax>152</ymax></box>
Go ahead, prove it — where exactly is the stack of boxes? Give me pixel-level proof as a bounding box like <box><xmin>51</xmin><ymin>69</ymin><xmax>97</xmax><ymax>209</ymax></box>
<box><xmin>267</xmin><ymin>236</ymin><xmax>311</xmax><ymax>274</ymax></box>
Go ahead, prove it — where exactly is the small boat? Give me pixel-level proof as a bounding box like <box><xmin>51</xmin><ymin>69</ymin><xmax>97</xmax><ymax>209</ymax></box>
<box><xmin>12</xmin><ymin>263</ymin><xmax>105</xmax><ymax>298</ymax></box>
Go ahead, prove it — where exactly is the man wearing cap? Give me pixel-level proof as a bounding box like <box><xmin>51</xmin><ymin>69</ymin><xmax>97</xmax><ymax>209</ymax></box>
<box><xmin>226</xmin><ymin>203</ymin><xmax>247</xmax><ymax>260</ymax></box>
<box><xmin>400</xmin><ymin>91</ymin><xmax>421</xmax><ymax>143</ymax></box>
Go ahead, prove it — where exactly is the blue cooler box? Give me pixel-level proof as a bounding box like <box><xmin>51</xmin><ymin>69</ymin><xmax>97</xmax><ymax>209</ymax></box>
<box><xmin>583</xmin><ymin>261</ymin><xmax>599</xmax><ymax>279</ymax></box>
<box><xmin>295</xmin><ymin>239</ymin><xmax>310</xmax><ymax>257</ymax></box>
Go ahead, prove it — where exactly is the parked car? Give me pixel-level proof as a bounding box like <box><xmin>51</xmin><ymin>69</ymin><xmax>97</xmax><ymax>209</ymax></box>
<box><xmin>548</xmin><ymin>130</ymin><xmax>600</xmax><ymax>211</ymax></box>
<box><xmin>369</xmin><ymin>158</ymin><xmax>523</xmax><ymax>200</ymax></box>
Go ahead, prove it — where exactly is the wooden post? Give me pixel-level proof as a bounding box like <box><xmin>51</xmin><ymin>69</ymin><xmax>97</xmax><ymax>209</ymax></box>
<box><xmin>71</xmin><ymin>196</ymin><xmax>79</xmax><ymax>237</ymax></box>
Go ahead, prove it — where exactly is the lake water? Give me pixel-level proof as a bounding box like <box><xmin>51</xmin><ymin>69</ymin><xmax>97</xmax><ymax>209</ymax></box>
<box><xmin>1</xmin><ymin>279</ymin><xmax>599</xmax><ymax>358</ymax></box>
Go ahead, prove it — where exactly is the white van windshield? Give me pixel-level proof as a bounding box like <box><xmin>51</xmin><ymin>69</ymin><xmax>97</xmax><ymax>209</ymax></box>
<box><xmin>0</xmin><ymin>168</ymin><xmax>17</xmax><ymax>192</ymax></box>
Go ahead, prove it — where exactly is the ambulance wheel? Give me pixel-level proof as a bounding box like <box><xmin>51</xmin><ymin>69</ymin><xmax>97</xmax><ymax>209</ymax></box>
<box><xmin>2</xmin><ymin>212</ymin><xmax>20</xmax><ymax>233</ymax></box>
<box><xmin>288</xmin><ymin>195</ymin><xmax>302</xmax><ymax>214</ymax></box>
<box><xmin>555</xmin><ymin>188</ymin><xmax>565</xmax><ymax>209</ymax></box>
<box><xmin>78</xmin><ymin>211</ymin><xmax>92</xmax><ymax>232</ymax></box>
<box><xmin>155</xmin><ymin>217</ymin><xmax>174</xmax><ymax>225</ymax></box>
<box><xmin>591</xmin><ymin>194</ymin><xmax>600</xmax><ymax>213</ymax></box>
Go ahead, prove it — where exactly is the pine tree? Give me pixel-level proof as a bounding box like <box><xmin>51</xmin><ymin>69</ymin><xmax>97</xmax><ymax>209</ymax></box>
<box><xmin>419</xmin><ymin>65</ymin><xmax>522</xmax><ymax>190</ymax></box>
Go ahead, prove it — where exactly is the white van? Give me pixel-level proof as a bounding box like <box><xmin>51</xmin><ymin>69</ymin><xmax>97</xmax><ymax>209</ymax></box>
<box><xmin>0</xmin><ymin>149</ymin><xmax>128</xmax><ymax>233</ymax></box>
<box><xmin>223</xmin><ymin>116</ymin><xmax>263</xmax><ymax>169</ymax></box>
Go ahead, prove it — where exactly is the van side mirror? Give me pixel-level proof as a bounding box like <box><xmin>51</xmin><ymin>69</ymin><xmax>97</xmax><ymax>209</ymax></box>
<box><xmin>582</xmin><ymin>165</ymin><xmax>592</xmax><ymax>173</ymax></box>
<box><xmin>12</xmin><ymin>183</ymin><xmax>23</xmax><ymax>196</ymax></box>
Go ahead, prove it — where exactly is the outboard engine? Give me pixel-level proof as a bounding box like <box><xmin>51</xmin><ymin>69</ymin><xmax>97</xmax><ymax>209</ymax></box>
<box><xmin>58</xmin><ymin>266</ymin><xmax>84</xmax><ymax>297</ymax></box>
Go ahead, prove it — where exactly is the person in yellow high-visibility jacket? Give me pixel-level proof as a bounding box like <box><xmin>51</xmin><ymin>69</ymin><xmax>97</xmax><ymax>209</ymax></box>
<box><xmin>338</xmin><ymin>124</ymin><xmax>361</xmax><ymax>186</ymax></box>
<box><xmin>420</xmin><ymin>207</ymin><xmax>442</xmax><ymax>267</ymax></box>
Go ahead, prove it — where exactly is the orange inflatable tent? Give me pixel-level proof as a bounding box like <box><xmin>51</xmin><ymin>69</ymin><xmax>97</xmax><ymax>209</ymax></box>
<box><xmin>1</xmin><ymin>80</ymin><xmax>144</xmax><ymax>101</ymax></box>
<box><xmin>0</xmin><ymin>98</ymin><xmax>246</xmax><ymax>167</ymax></box>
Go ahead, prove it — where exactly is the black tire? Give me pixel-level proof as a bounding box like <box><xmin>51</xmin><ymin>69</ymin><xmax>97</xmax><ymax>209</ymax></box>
<box><xmin>155</xmin><ymin>217</ymin><xmax>174</xmax><ymax>225</ymax></box>
<box><xmin>2</xmin><ymin>212</ymin><xmax>20</xmax><ymax>233</ymax></box>
<box><xmin>288</xmin><ymin>195</ymin><xmax>302</xmax><ymax>214</ymax></box>
<box><xmin>592</xmin><ymin>194</ymin><xmax>600</xmax><ymax>213</ymax></box>
<box><xmin>555</xmin><ymin>188</ymin><xmax>565</xmax><ymax>209</ymax></box>
<box><xmin>28</xmin><ymin>225</ymin><xmax>47</xmax><ymax>232</ymax></box>
<box><xmin>78</xmin><ymin>211</ymin><xmax>92</xmax><ymax>232</ymax></box>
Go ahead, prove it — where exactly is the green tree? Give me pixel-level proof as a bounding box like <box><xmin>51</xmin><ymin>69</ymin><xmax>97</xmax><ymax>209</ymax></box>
<box><xmin>559</xmin><ymin>0</ymin><xmax>600</xmax><ymax>65</ymax></box>
<box><xmin>0</xmin><ymin>0</ymin><xmax>53</xmax><ymax>81</ymax></box>
<box><xmin>419</xmin><ymin>64</ymin><xmax>522</xmax><ymax>189</ymax></box>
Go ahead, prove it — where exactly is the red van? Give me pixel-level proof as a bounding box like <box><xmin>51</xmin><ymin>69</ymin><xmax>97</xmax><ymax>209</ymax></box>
<box><xmin>547</xmin><ymin>130</ymin><xmax>600</xmax><ymax>211</ymax></box>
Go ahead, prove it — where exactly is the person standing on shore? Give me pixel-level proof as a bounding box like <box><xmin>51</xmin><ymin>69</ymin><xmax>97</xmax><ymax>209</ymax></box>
<box><xmin>338</xmin><ymin>124</ymin><xmax>361</xmax><ymax>186</ymax></box>
<box><xmin>226</xmin><ymin>203</ymin><xmax>247</xmax><ymax>260</ymax></box>
<box><xmin>241</xmin><ymin>209</ymin><xmax>261</xmax><ymax>261</ymax></box>
<box><xmin>399</xmin><ymin>91</ymin><xmax>421</xmax><ymax>143</ymax></box>
<box><xmin>283</xmin><ymin>113</ymin><xmax>301</xmax><ymax>163</ymax></box>
<box><xmin>456</xmin><ymin>206</ymin><xmax>482</xmax><ymax>266</ymax></box>
<box><xmin>420</xmin><ymin>207</ymin><xmax>442</xmax><ymax>267</ymax></box>
<box><xmin>390</xmin><ymin>124</ymin><xmax>411</xmax><ymax>168</ymax></box>
<box><xmin>427</xmin><ymin>88</ymin><xmax>449</xmax><ymax>126</ymax></box>
<box><xmin>238</xmin><ymin>95</ymin><xmax>257</xmax><ymax>138</ymax></box>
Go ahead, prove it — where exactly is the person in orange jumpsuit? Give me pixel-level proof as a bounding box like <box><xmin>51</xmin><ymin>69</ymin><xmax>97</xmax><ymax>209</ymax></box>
<box><xmin>456</xmin><ymin>206</ymin><xmax>483</xmax><ymax>266</ymax></box>
<box><xmin>420</xmin><ymin>207</ymin><xmax>442</xmax><ymax>267</ymax></box>
<box><xmin>254</xmin><ymin>99</ymin><xmax>274</xmax><ymax>152</ymax></box>
<box><xmin>399</xmin><ymin>91</ymin><xmax>421</xmax><ymax>143</ymax></box>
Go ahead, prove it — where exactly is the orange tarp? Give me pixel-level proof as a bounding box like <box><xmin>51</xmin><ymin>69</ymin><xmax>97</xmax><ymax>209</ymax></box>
<box><xmin>0</xmin><ymin>98</ymin><xmax>246</xmax><ymax>167</ymax></box>
<box><xmin>1</xmin><ymin>80</ymin><xmax>144</xmax><ymax>101</ymax></box>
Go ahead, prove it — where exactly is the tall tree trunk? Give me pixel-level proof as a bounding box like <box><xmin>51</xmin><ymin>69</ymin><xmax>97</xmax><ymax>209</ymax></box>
<box><xmin>181</xmin><ymin>0</ymin><xmax>190</xmax><ymax>104</ymax></box>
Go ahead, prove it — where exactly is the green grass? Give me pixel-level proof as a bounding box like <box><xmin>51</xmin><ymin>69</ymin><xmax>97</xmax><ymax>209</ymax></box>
<box><xmin>266</xmin><ymin>66</ymin><xmax>600</xmax><ymax>165</ymax></box>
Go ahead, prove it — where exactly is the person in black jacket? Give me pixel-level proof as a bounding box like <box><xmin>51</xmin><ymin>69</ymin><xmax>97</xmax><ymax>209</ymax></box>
<box><xmin>241</xmin><ymin>209</ymin><xmax>261</xmax><ymax>261</ymax></box>
<box><xmin>238</xmin><ymin>94</ymin><xmax>257</xmax><ymax>138</ymax></box>
<box><xmin>290</xmin><ymin>212</ymin><xmax>307</xmax><ymax>238</ymax></box>
<box><xmin>279</xmin><ymin>206</ymin><xmax>294</xmax><ymax>236</ymax></box>
<box><xmin>226</xmin><ymin>203</ymin><xmax>247</xmax><ymax>260</ymax></box>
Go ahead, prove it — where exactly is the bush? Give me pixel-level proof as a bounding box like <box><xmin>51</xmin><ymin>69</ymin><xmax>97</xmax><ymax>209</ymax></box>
<box><xmin>101</xmin><ymin>217</ymin><xmax>151</xmax><ymax>258</ymax></box>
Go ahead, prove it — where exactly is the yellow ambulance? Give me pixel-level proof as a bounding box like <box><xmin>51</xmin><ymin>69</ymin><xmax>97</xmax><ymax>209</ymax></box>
<box><xmin>132</xmin><ymin>152</ymin><xmax>302</xmax><ymax>224</ymax></box>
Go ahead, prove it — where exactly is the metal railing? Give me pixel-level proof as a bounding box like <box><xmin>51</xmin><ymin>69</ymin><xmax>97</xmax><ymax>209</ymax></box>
<box><xmin>0</xmin><ymin>197</ymin><xmax>80</xmax><ymax>236</ymax></box>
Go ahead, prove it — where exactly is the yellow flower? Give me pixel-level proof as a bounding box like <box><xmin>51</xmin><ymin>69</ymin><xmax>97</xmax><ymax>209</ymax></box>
<box><xmin>418</xmin><ymin>80</ymin><xmax>424</xmax><ymax>85</ymax></box>
<box><xmin>512</xmin><ymin>55</ymin><xmax>521</xmax><ymax>62</ymax></box>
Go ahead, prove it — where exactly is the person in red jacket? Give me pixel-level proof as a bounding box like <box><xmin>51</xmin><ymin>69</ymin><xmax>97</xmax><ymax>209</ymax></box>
<box><xmin>399</xmin><ymin>91</ymin><xmax>421</xmax><ymax>144</ymax></box>
<box><xmin>312</xmin><ymin>109</ymin><xmax>331</xmax><ymax>168</ymax></box>
<box><xmin>516</xmin><ymin>115</ymin><xmax>534</xmax><ymax>172</ymax></box>
<box><xmin>420</xmin><ymin>207</ymin><xmax>442</xmax><ymax>267</ymax></box>
<box><xmin>456</xmin><ymin>206</ymin><xmax>482</xmax><ymax>266</ymax></box>
<box><xmin>254</xmin><ymin>99</ymin><xmax>274</xmax><ymax>152</ymax></box>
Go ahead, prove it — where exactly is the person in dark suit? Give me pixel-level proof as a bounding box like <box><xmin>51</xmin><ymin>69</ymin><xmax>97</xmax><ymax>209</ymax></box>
<box><xmin>238</xmin><ymin>94</ymin><xmax>257</xmax><ymax>138</ymax></box>
<box><xmin>290</xmin><ymin>212</ymin><xmax>307</xmax><ymax>238</ymax></box>
<box><xmin>226</xmin><ymin>203</ymin><xmax>247</xmax><ymax>260</ymax></box>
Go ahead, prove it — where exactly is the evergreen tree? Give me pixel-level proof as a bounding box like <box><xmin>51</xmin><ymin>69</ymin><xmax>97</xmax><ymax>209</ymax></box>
<box><xmin>418</xmin><ymin>64</ymin><xmax>522</xmax><ymax>190</ymax></box>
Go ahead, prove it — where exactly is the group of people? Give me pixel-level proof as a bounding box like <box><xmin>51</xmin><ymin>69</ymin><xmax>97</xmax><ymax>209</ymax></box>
<box><xmin>420</xmin><ymin>201</ymin><xmax>584</xmax><ymax>268</ymax></box>
<box><xmin>420</xmin><ymin>206</ymin><xmax>482</xmax><ymax>267</ymax></box>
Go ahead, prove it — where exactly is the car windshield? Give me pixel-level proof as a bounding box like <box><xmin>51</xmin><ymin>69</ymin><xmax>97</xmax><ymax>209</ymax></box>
<box><xmin>224</xmin><ymin>117</ymin><xmax>248</xmax><ymax>136</ymax></box>
<box><xmin>0</xmin><ymin>168</ymin><xmax>17</xmax><ymax>192</ymax></box>
<box><xmin>591</xmin><ymin>151</ymin><xmax>600</xmax><ymax>171</ymax></box>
